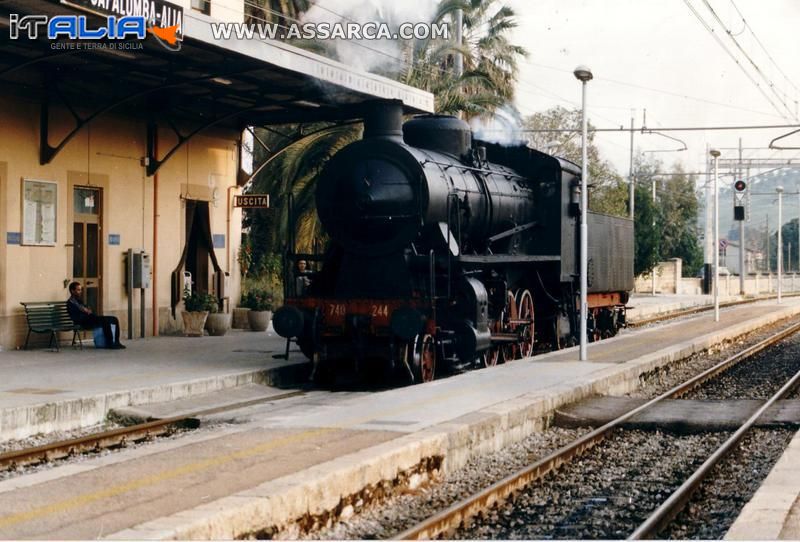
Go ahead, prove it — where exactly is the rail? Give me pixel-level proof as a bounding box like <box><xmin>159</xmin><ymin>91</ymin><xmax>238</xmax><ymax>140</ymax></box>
<box><xmin>629</xmin><ymin>346</ymin><xmax>800</xmax><ymax>538</ymax></box>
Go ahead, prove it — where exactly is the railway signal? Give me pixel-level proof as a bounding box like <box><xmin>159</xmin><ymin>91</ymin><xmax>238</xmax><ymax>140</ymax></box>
<box><xmin>734</xmin><ymin>179</ymin><xmax>746</xmax><ymax>221</ymax></box>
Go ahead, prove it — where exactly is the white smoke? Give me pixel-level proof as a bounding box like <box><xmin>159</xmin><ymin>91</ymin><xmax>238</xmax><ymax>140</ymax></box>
<box><xmin>470</xmin><ymin>106</ymin><xmax>525</xmax><ymax>145</ymax></box>
<box><xmin>301</xmin><ymin>0</ymin><xmax>439</xmax><ymax>74</ymax></box>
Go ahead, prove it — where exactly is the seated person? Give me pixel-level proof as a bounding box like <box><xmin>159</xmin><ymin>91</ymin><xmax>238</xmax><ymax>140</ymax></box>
<box><xmin>67</xmin><ymin>281</ymin><xmax>125</xmax><ymax>349</ymax></box>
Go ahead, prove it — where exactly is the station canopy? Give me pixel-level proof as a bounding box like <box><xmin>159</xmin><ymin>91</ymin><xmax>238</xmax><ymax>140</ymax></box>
<box><xmin>0</xmin><ymin>0</ymin><xmax>434</xmax><ymax>133</ymax></box>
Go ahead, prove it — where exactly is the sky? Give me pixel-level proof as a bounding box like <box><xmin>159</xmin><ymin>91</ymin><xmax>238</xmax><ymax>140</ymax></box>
<box><xmin>505</xmin><ymin>0</ymin><xmax>800</xmax><ymax>178</ymax></box>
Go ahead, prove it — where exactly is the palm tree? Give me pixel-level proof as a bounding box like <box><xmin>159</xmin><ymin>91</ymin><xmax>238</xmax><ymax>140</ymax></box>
<box><xmin>245</xmin><ymin>123</ymin><xmax>361</xmax><ymax>265</ymax></box>
<box><xmin>244</xmin><ymin>0</ymin><xmax>310</xmax><ymax>26</ymax></box>
<box><xmin>401</xmin><ymin>0</ymin><xmax>527</xmax><ymax>117</ymax></box>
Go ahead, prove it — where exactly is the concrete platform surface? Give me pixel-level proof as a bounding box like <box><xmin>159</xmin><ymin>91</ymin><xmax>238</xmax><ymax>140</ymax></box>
<box><xmin>626</xmin><ymin>292</ymin><xmax>741</xmax><ymax>322</ymax></box>
<box><xmin>0</xmin><ymin>298</ymin><xmax>799</xmax><ymax>539</ymax></box>
<box><xmin>0</xmin><ymin>328</ymin><xmax>309</xmax><ymax>440</ymax></box>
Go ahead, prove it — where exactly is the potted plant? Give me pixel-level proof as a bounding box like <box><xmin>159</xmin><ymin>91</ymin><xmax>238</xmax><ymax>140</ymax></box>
<box><xmin>205</xmin><ymin>302</ymin><xmax>232</xmax><ymax>337</ymax></box>
<box><xmin>182</xmin><ymin>289</ymin><xmax>218</xmax><ymax>337</ymax></box>
<box><xmin>240</xmin><ymin>289</ymin><xmax>273</xmax><ymax>332</ymax></box>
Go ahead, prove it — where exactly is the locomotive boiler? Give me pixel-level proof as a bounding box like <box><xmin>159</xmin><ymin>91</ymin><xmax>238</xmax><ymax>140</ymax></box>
<box><xmin>273</xmin><ymin>100</ymin><xmax>633</xmax><ymax>383</ymax></box>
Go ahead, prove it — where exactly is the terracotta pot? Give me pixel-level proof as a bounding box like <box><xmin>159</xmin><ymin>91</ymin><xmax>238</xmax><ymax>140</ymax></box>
<box><xmin>232</xmin><ymin>307</ymin><xmax>251</xmax><ymax>329</ymax></box>
<box><xmin>247</xmin><ymin>310</ymin><xmax>272</xmax><ymax>332</ymax></box>
<box><xmin>205</xmin><ymin>313</ymin><xmax>232</xmax><ymax>336</ymax></box>
<box><xmin>181</xmin><ymin>310</ymin><xmax>209</xmax><ymax>337</ymax></box>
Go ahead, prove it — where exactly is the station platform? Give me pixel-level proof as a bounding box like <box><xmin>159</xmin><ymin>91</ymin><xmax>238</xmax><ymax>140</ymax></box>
<box><xmin>0</xmin><ymin>296</ymin><xmax>799</xmax><ymax>539</ymax></box>
<box><xmin>626</xmin><ymin>292</ymin><xmax>741</xmax><ymax>322</ymax></box>
<box><xmin>0</xmin><ymin>328</ymin><xmax>309</xmax><ymax>440</ymax></box>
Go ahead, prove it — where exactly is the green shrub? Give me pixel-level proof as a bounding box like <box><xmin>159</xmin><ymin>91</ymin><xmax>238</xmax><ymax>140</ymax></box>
<box><xmin>183</xmin><ymin>290</ymin><xmax>218</xmax><ymax>313</ymax></box>
<box><xmin>240</xmin><ymin>289</ymin><xmax>273</xmax><ymax>311</ymax></box>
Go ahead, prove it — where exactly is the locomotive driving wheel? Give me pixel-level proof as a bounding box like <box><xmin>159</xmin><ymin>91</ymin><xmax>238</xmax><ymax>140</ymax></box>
<box><xmin>408</xmin><ymin>333</ymin><xmax>436</xmax><ymax>383</ymax></box>
<box><xmin>517</xmin><ymin>289</ymin><xmax>535</xmax><ymax>358</ymax></box>
<box><xmin>483</xmin><ymin>314</ymin><xmax>504</xmax><ymax>367</ymax></box>
<box><xmin>502</xmin><ymin>290</ymin><xmax>520</xmax><ymax>361</ymax></box>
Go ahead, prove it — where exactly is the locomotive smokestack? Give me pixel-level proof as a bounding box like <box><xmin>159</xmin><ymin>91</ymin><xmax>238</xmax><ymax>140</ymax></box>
<box><xmin>362</xmin><ymin>100</ymin><xmax>404</xmax><ymax>139</ymax></box>
<box><xmin>402</xmin><ymin>115</ymin><xmax>472</xmax><ymax>158</ymax></box>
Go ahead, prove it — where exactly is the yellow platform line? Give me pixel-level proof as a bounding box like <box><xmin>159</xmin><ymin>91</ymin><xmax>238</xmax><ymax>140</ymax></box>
<box><xmin>0</xmin><ymin>385</ymin><xmax>471</xmax><ymax>530</ymax></box>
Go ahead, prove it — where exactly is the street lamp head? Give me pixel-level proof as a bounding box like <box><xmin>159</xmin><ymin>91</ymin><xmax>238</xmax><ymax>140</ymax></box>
<box><xmin>573</xmin><ymin>65</ymin><xmax>593</xmax><ymax>82</ymax></box>
<box><xmin>709</xmin><ymin>149</ymin><xmax>721</xmax><ymax>158</ymax></box>
<box><xmin>777</xmin><ymin>185</ymin><xmax>784</xmax><ymax>193</ymax></box>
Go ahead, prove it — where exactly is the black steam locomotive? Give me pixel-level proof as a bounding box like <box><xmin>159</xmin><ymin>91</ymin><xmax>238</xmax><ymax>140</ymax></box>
<box><xmin>273</xmin><ymin>101</ymin><xmax>633</xmax><ymax>383</ymax></box>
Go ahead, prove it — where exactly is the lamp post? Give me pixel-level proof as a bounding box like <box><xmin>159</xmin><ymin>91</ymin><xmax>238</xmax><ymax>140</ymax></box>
<box><xmin>777</xmin><ymin>185</ymin><xmax>784</xmax><ymax>304</ymax></box>
<box><xmin>574</xmin><ymin>65</ymin><xmax>592</xmax><ymax>361</ymax></box>
<box><xmin>710</xmin><ymin>149</ymin><xmax>721</xmax><ymax>322</ymax></box>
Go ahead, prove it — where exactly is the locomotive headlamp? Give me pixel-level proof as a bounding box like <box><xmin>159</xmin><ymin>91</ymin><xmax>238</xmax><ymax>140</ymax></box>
<box><xmin>273</xmin><ymin>305</ymin><xmax>304</xmax><ymax>338</ymax></box>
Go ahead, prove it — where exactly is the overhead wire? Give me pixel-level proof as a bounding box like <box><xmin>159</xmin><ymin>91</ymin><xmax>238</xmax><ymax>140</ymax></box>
<box><xmin>523</xmin><ymin>60</ymin><xmax>786</xmax><ymax>120</ymax></box>
<box><xmin>728</xmin><ymin>0</ymin><xmax>800</xmax><ymax>96</ymax></box>
<box><xmin>698</xmin><ymin>0</ymin><xmax>796</xmax><ymax>120</ymax></box>
<box><xmin>681</xmin><ymin>0</ymin><xmax>791</xmax><ymax>120</ymax></box>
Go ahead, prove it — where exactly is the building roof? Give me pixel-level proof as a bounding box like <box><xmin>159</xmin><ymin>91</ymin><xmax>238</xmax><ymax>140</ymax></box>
<box><xmin>0</xmin><ymin>1</ymin><xmax>433</xmax><ymax>130</ymax></box>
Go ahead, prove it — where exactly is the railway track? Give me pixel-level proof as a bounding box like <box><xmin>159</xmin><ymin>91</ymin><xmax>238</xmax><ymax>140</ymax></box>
<box><xmin>628</xmin><ymin>292</ymin><xmax>800</xmax><ymax>328</ymax></box>
<box><xmin>397</xmin><ymin>321</ymin><xmax>800</xmax><ymax>540</ymax></box>
<box><xmin>0</xmin><ymin>390</ymin><xmax>304</xmax><ymax>473</ymax></box>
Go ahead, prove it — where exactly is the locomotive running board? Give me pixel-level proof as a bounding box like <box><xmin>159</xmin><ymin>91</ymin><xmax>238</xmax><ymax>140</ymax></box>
<box><xmin>458</xmin><ymin>255</ymin><xmax>561</xmax><ymax>265</ymax></box>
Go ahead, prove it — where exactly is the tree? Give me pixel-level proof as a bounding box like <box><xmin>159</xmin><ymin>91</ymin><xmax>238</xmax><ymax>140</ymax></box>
<box><xmin>633</xmin><ymin>182</ymin><xmax>661</xmax><ymax>276</ymax></box>
<box><xmin>657</xmin><ymin>164</ymin><xmax>703</xmax><ymax>276</ymax></box>
<box><xmin>244</xmin><ymin>123</ymin><xmax>361</xmax><ymax>268</ymax></box>
<box><xmin>244</xmin><ymin>0</ymin><xmax>310</xmax><ymax>26</ymax></box>
<box><xmin>769</xmin><ymin>218</ymin><xmax>799</xmax><ymax>272</ymax></box>
<box><xmin>632</xmin><ymin>156</ymin><xmax>703</xmax><ymax>277</ymax></box>
<box><xmin>521</xmin><ymin>106</ymin><xmax>626</xmax><ymax>217</ymax></box>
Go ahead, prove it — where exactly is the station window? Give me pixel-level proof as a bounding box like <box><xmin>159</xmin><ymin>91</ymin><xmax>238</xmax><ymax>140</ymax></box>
<box><xmin>191</xmin><ymin>0</ymin><xmax>210</xmax><ymax>15</ymax></box>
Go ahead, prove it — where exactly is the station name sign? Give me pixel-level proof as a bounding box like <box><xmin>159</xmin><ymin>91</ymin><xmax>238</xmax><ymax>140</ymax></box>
<box><xmin>234</xmin><ymin>195</ymin><xmax>270</xmax><ymax>209</ymax></box>
<box><xmin>58</xmin><ymin>0</ymin><xmax>184</xmax><ymax>40</ymax></box>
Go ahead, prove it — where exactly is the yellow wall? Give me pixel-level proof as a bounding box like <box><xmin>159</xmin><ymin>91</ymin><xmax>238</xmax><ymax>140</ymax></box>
<box><xmin>0</xmin><ymin>93</ymin><xmax>243</xmax><ymax>348</ymax></box>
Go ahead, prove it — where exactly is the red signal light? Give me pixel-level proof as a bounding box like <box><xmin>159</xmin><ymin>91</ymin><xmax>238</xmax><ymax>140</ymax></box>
<box><xmin>734</xmin><ymin>180</ymin><xmax>747</xmax><ymax>191</ymax></box>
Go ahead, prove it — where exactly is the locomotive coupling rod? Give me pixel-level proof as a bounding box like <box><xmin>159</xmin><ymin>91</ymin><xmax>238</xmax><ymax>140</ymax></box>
<box><xmin>490</xmin><ymin>333</ymin><xmax>519</xmax><ymax>344</ymax></box>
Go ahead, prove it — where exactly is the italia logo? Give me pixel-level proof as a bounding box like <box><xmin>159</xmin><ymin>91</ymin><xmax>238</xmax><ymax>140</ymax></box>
<box><xmin>9</xmin><ymin>13</ymin><xmax>182</xmax><ymax>51</ymax></box>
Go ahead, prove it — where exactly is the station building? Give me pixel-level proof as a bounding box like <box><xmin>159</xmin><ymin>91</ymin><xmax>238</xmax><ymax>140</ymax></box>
<box><xmin>0</xmin><ymin>0</ymin><xmax>433</xmax><ymax>348</ymax></box>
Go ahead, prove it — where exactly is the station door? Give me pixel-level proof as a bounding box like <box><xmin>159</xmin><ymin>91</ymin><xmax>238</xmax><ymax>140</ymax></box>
<box><xmin>72</xmin><ymin>186</ymin><xmax>103</xmax><ymax>313</ymax></box>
